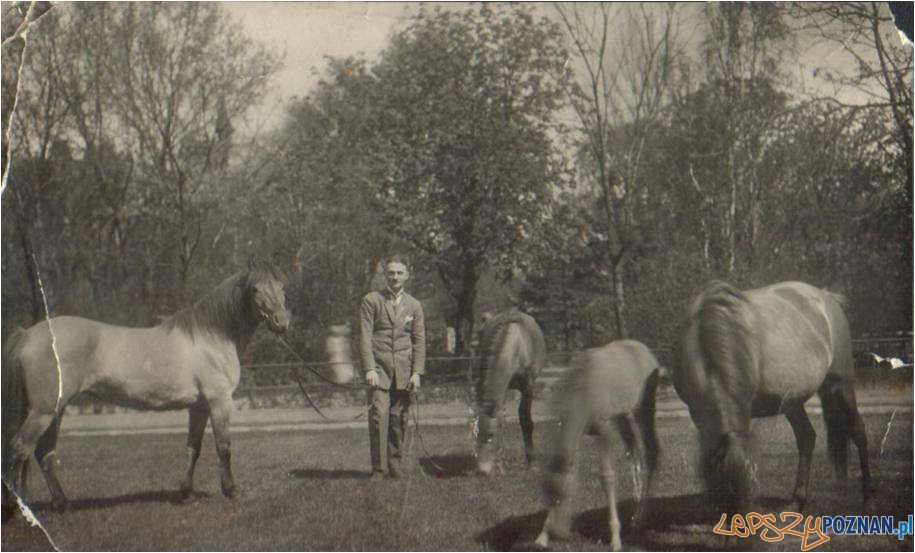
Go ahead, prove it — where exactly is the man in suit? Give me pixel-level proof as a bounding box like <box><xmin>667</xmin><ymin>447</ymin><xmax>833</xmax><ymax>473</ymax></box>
<box><xmin>359</xmin><ymin>255</ymin><xmax>425</xmax><ymax>479</ymax></box>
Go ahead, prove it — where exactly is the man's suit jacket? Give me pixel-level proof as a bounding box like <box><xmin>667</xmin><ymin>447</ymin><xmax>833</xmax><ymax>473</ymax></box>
<box><xmin>358</xmin><ymin>290</ymin><xmax>425</xmax><ymax>390</ymax></box>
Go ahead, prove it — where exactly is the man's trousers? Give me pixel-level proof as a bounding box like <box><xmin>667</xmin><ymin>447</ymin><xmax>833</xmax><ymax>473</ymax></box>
<box><xmin>368</xmin><ymin>386</ymin><xmax>412</xmax><ymax>474</ymax></box>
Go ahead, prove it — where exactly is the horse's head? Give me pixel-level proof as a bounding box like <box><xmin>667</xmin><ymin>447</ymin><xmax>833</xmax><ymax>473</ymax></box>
<box><xmin>679</xmin><ymin>281</ymin><xmax>759</xmax><ymax>515</ymax></box>
<box><xmin>245</xmin><ymin>257</ymin><xmax>291</xmax><ymax>335</ymax></box>
<box><xmin>323</xmin><ymin>324</ymin><xmax>355</xmax><ymax>384</ymax></box>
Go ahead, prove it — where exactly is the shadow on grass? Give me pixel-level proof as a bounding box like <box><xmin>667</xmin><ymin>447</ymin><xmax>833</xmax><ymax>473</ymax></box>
<box><xmin>477</xmin><ymin>510</ymin><xmax>544</xmax><ymax>552</ymax></box>
<box><xmin>417</xmin><ymin>453</ymin><xmax>476</xmax><ymax>479</ymax></box>
<box><xmin>477</xmin><ymin>493</ymin><xmax>724</xmax><ymax>551</ymax></box>
<box><xmin>31</xmin><ymin>489</ymin><xmax>204</xmax><ymax>513</ymax></box>
<box><xmin>288</xmin><ymin>468</ymin><xmax>367</xmax><ymax>480</ymax></box>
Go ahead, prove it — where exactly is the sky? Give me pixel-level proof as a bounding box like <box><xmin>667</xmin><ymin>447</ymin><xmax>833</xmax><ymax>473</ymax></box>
<box><xmin>222</xmin><ymin>2</ymin><xmax>420</xmax><ymax>130</ymax></box>
<box><xmin>222</xmin><ymin>2</ymin><xmax>907</xmax><ymax>134</ymax></box>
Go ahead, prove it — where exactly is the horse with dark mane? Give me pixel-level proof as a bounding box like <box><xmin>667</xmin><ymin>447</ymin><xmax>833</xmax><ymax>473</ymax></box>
<box><xmin>535</xmin><ymin>340</ymin><xmax>661</xmax><ymax>551</ymax></box>
<box><xmin>2</xmin><ymin>258</ymin><xmax>290</xmax><ymax>512</ymax></box>
<box><xmin>474</xmin><ymin>308</ymin><xmax>546</xmax><ymax>475</ymax></box>
<box><xmin>673</xmin><ymin>280</ymin><xmax>871</xmax><ymax>517</ymax></box>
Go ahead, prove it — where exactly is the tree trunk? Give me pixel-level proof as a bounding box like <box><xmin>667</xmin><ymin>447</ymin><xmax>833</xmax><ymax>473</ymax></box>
<box><xmin>609</xmin><ymin>258</ymin><xmax>628</xmax><ymax>339</ymax></box>
<box><xmin>453</xmin><ymin>261</ymin><xmax>479</xmax><ymax>354</ymax></box>
<box><xmin>688</xmin><ymin>164</ymin><xmax>712</xmax><ymax>273</ymax></box>
<box><xmin>16</xmin><ymin>218</ymin><xmax>44</xmax><ymax>324</ymax></box>
<box><xmin>726</xmin><ymin>148</ymin><xmax>738</xmax><ymax>276</ymax></box>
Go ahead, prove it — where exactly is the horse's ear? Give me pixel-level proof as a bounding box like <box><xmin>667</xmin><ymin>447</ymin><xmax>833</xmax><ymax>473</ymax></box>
<box><xmin>248</xmin><ymin>255</ymin><xmax>257</xmax><ymax>271</ymax></box>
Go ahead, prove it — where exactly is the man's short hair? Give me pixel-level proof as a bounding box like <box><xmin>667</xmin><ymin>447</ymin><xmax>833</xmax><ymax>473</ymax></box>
<box><xmin>385</xmin><ymin>254</ymin><xmax>410</xmax><ymax>269</ymax></box>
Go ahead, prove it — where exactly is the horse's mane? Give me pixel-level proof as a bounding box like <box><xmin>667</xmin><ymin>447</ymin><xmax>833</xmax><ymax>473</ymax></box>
<box><xmin>165</xmin><ymin>272</ymin><xmax>248</xmax><ymax>341</ymax></box>
<box><xmin>687</xmin><ymin>281</ymin><xmax>758</xmax><ymax>434</ymax></box>
<box><xmin>686</xmin><ymin>281</ymin><xmax>762</xmax><ymax>511</ymax></box>
<box><xmin>164</xmin><ymin>262</ymin><xmax>285</xmax><ymax>341</ymax></box>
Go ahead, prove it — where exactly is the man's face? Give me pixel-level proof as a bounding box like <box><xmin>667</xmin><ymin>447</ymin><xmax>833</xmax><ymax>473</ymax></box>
<box><xmin>385</xmin><ymin>261</ymin><xmax>409</xmax><ymax>293</ymax></box>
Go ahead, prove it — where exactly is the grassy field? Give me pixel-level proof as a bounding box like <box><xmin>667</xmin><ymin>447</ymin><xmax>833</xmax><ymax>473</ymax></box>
<box><xmin>3</xmin><ymin>410</ymin><xmax>912</xmax><ymax>551</ymax></box>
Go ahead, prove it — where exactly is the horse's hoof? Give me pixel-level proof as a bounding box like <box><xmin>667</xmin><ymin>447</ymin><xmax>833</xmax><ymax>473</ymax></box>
<box><xmin>534</xmin><ymin>531</ymin><xmax>550</xmax><ymax>549</ymax></box>
<box><xmin>51</xmin><ymin>498</ymin><xmax>68</xmax><ymax>513</ymax></box>
<box><xmin>222</xmin><ymin>486</ymin><xmax>239</xmax><ymax>500</ymax></box>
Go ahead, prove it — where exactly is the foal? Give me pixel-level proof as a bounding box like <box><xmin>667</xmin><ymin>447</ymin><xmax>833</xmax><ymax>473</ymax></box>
<box><xmin>536</xmin><ymin>340</ymin><xmax>661</xmax><ymax>551</ymax></box>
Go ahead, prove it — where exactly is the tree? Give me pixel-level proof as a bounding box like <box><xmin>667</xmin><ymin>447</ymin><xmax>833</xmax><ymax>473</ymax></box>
<box><xmin>2</xmin><ymin>9</ymin><xmax>75</xmax><ymax>323</ymax></box>
<box><xmin>251</xmin><ymin>57</ymin><xmax>400</xmax><ymax>345</ymax></box>
<box><xmin>2</xmin><ymin>3</ymin><xmax>280</xmax><ymax>330</ymax></box>
<box><xmin>793</xmin><ymin>3</ymin><xmax>911</xmax><ymax>167</ymax></box>
<box><xmin>553</xmin><ymin>3</ymin><xmax>686</xmax><ymax>339</ymax></box>
<box><xmin>98</xmin><ymin>3</ymin><xmax>279</xmax><ymax>304</ymax></box>
<box><xmin>349</xmin><ymin>5</ymin><xmax>571</xmax><ymax>350</ymax></box>
<box><xmin>693</xmin><ymin>4</ymin><xmax>792</xmax><ymax>277</ymax></box>
<box><xmin>791</xmin><ymin>2</ymin><xmax>913</xmax><ymax>330</ymax></box>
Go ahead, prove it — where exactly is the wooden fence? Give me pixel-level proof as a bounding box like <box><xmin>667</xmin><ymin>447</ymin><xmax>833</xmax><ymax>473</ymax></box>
<box><xmin>234</xmin><ymin>336</ymin><xmax>912</xmax><ymax>397</ymax></box>
<box><xmin>67</xmin><ymin>336</ymin><xmax>911</xmax><ymax>414</ymax></box>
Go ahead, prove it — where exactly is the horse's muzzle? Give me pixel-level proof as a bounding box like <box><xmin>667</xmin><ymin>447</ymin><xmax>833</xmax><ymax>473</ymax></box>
<box><xmin>268</xmin><ymin>313</ymin><xmax>291</xmax><ymax>335</ymax></box>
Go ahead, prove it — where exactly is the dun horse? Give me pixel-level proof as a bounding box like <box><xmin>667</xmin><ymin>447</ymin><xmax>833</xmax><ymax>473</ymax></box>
<box><xmin>673</xmin><ymin>280</ymin><xmax>871</xmax><ymax>517</ymax></box>
<box><xmin>474</xmin><ymin>308</ymin><xmax>546</xmax><ymax>475</ymax></box>
<box><xmin>2</xmin><ymin>259</ymin><xmax>290</xmax><ymax>511</ymax></box>
<box><xmin>536</xmin><ymin>340</ymin><xmax>661</xmax><ymax>551</ymax></box>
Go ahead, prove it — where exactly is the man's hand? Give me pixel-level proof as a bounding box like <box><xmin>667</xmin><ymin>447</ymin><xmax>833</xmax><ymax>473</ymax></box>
<box><xmin>408</xmin><ymin>373</ymin><xmax>421</xmax><ymax>392</ymax></box>
<box><xmin>365</xmin><ymin>370</ymin><xmax>379</xmax><ymax>388</ymax></box>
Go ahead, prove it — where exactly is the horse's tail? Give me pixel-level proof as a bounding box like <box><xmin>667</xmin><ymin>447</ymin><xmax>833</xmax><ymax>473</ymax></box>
<box><xmin>818</xmin><ymin>374</ymin><xmax>852</xmax><ymax>477</ymax></box>
<box><xmin>689</xmin><ymin>281</ymin><xmax>758</xmax><ymax>513</ymax></box>
<box><xmin>636</xmin><ymin>367</ymin><xmax>661</xmax><ymax>475</ymax></box>
<box><xmin>2</xmin><ymin>329</ymin><xmax>28</xmax><ymax>496</ymax></box>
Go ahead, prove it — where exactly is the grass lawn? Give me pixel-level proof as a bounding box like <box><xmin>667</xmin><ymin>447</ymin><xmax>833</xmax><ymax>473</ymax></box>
<box><xmin>2</xmin><ymin>411</ymin><xmax>912</xmax><ymax>551</ymax></box>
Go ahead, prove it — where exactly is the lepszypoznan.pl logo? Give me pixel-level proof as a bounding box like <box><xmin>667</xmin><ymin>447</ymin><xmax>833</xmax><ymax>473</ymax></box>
<box><xmin>713</xmin><ymin>512</ymin><xmax>913</xmax><ymax>551</ymax></box>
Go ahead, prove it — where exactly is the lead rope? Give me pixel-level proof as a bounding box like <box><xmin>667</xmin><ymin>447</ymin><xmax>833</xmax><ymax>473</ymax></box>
<box><xmin>277</xmin><ymin>336</ymin><xmax>365</xmax><ymax>422</ymax></box>
<box><xmin>410</xmin><ymin>391</ymin><xmax>446</xmax><ymax>475</ymax></box>
<box><xmin>496</xmin><ymin>408</ymin><xmax>507</xmax><ymax>475</ymax></box>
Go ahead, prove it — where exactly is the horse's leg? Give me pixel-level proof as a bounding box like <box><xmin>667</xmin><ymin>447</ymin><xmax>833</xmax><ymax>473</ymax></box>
<box><xmin>10</xmin><ymin>410</ymin><xmax>55</xmax><ymax>504</ymax></box>
<box><xmin>841</xmin><ymin>385</ymin><xmax>872</xmax><ymax>507</ymax></box>
<box><xmin>535</xmin><ymin>436</ymin><xmax>579</xmax><ymax>548</ymax></box>
<box><xmin>784</xmin><ymin>404</ymin><xmax>815</xmax><ymax>511</ymax></box>
<box><xmin>34</xmin><ymin>414</ymin><xmax>68</xmax><ymax>511</ymax></box>
<box><xmin>207</xmin><ymin>395</ymin><xmax>237</xmax><ymax>499</ymax></box>
<box><xmin>477</xmin><ymin>371</ymin><xmax>511</xmax><ymax>476</ymax></box>
<box><xmin>518</xmin><ymin>385</ymin><xmax>535</xmax><ymax>466</ymax></box>
<box><xmin>597</xmin><ymin>423</ymin><xmax>623</xmax><ymax>552</ymax></box>
<box><xmin>616</xmin><ymin>413</ymin><xmax>649</xmax><ymax>527</ymax></box>
<box><xmin>180</xmin><ymin>403</ymin><xmax>209</xmax><ymax>500</ymax></box>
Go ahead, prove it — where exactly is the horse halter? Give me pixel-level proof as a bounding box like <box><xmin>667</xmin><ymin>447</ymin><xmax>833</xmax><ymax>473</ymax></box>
<box><xmin>253</xmin><ymin>293</ymin><xmax>289</xmax><ymax>333</ymax></box>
